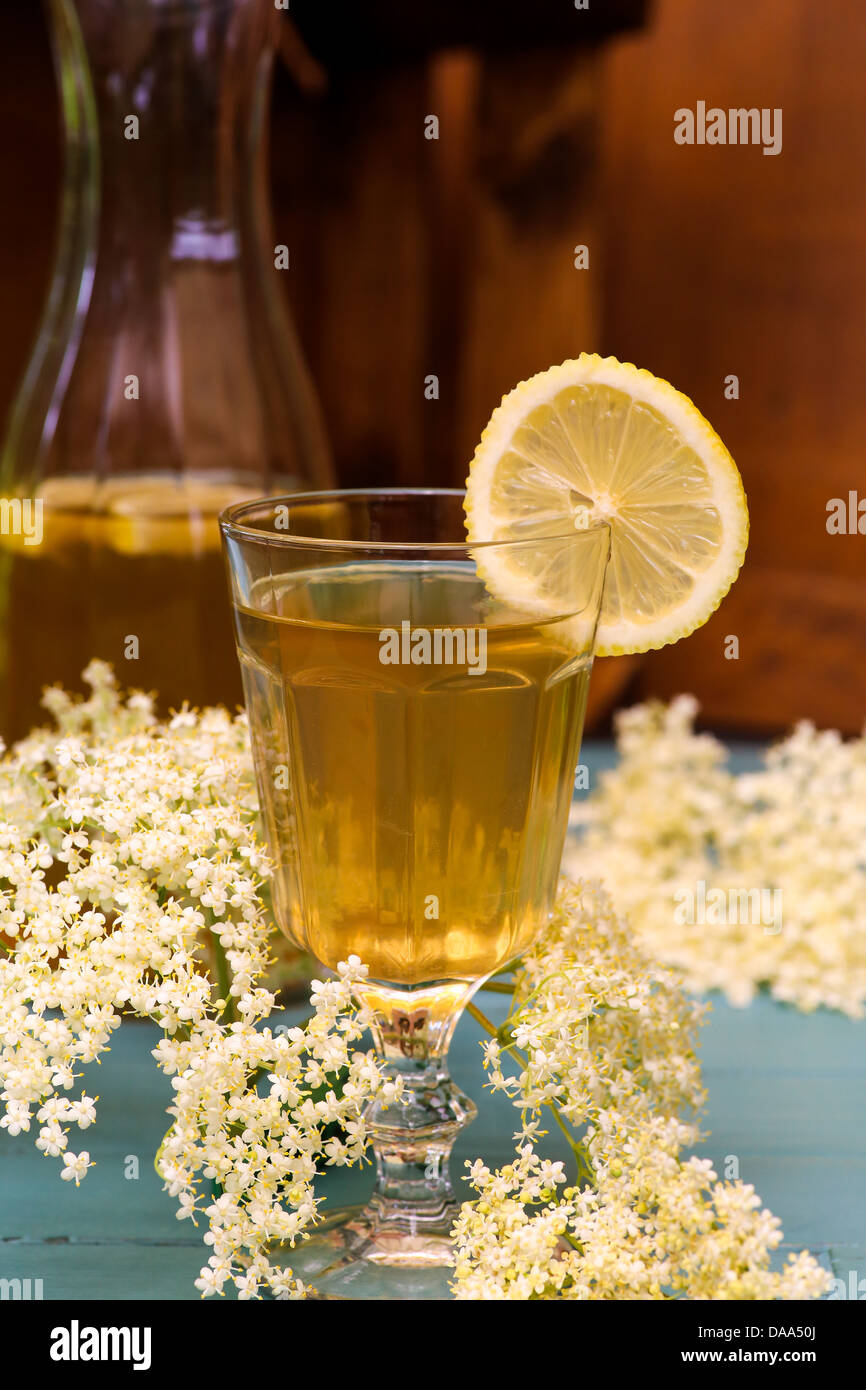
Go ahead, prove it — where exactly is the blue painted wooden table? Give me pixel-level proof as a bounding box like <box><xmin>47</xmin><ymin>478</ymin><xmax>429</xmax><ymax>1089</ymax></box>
<box><xmin>2</xmin><ymin>743</ymin><xmax>864</xmax><ymax>1300</ymax></box>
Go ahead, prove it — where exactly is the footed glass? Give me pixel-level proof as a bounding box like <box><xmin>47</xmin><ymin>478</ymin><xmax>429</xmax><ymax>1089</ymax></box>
<box><xmin>220</xmin><ymin>489</ymin><xmax>609</xmax><ymax>1297</ymax></box>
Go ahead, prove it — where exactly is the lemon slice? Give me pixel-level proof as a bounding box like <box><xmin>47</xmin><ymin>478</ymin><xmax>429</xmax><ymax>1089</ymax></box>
<box><xmin>464</xmin><ymin>354</ymin><xmax>748</xmax><ymax>655</ymax></box>
<box><xmin>0</xmin><ymin>477</ymin><xmax>97</xmax><ymax>556</ymax></box>
<box><xmin>1</xmin><ymin>476</ymin><xmax>257</xmax><ymax>559</ymax></box>
<box><xmin>103</xmin><ymin>477</ymin><xmax>254</xmax><ymax>556</ymax></box>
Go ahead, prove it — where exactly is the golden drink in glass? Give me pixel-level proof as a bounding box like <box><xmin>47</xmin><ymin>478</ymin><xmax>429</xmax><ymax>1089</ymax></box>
<box><xmin>221</xmin><ymin>490</ymin><xmax>609</xmax><ymax>1290</ymax></box>
<box><xmin>0</xmin><ymin>476</ymin><xmax>252</xmax><ymax>737</ymax></box>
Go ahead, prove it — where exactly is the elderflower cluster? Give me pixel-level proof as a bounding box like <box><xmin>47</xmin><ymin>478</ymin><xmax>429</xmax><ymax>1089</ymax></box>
<box><xmin>0</xmin><ymin>668</ymin><xmax>835</xmax><ymax>1300</ymax></box>
<box><xmin>157</xmin><ymin>959</ymin><xmax>397</xmax><ymax>1299</ymax></box>
<box><xmin>0</xmin><ymin>662</ymin><xmax>396</xmax><ymax>1298</ymax></box>
<box><xmin>452</xmin><ymin>881</ymin><xmax>830</xmax><ymax>1300</ymax></box>
<box><xmin>564</xmin><ymin>696</ymin><xmax>866</xmax><ymax>1016</ymax></box>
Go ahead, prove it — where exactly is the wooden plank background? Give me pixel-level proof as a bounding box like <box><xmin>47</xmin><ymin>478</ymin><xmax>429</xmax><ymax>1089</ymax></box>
<box><xmin>598</xmin><ymin>0</ymin><xmax>866</xmax><ymax>733</ymax></box>
<box><xmin>0</xmin><ymin>0</ymin><xmax>863</xmax><ymax>734</ymax></box>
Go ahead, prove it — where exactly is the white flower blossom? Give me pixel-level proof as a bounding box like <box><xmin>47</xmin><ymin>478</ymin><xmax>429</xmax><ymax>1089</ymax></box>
<box><xmin>565</xmin><ymin>696</ymin><xmax>866</xmax><ymax>1016</ymax></box>
<box><xmin>452</xmin><ymin>881</ymin><xmax>830</xmax><ymax>1302</ymax></box>
<box><xmin>0</xmin><ymin>668</ymin><xmax>832</xmax><ymax>1300</ymax></box>
<box><xmin>0</xmin><ymin>664</ymin><xmax>396</xmax><ymax>1297</ymax></box>
<box><xmin>60</xmin><ymin>1150</ymin><xmax>91</xmax><ymax>1184</ymax></box>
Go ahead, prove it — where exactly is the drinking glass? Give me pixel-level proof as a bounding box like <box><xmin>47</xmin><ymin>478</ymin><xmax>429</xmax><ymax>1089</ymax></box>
<box><xmin>220</xmin><ymin>489</ymin><xmax>609</xmax><ymax>1296</ymax></box>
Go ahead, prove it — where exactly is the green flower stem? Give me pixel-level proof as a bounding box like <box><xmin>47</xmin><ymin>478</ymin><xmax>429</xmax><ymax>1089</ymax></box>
<box><xmin>504</xmin><ymin>967</ymin><xmax>573</xmax><ymax>1021</ymax></box>
<box><xmin>466</xmin><ymin>1001</ymin><xmax>596</xmax><ymax>1187</ymax></box>
<box><xmin>549</xmin><ymin>1102</ymin><xmax>596</xmax><ymax>1185</ymax></box>
<box><xmin>210</xmin><ymin>928</ymin><xmax>236</xmax><ymax>1024</ymax></box>
<box><xmin>466</xmin><ymin>1000</ymin><xmax>498</xmax><ymax>1036</ymax></box>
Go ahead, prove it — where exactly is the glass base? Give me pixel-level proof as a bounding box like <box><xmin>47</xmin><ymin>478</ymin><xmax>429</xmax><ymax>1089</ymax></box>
<box><xmin>270</xmin><ymin>1205</ymin><xmax>456</xmax><ymax>1300</ymax></box>
<box><xmin>265</xmin><ymin>975</ymin><xmax>478</xmax><ymax>1299</ymax></box>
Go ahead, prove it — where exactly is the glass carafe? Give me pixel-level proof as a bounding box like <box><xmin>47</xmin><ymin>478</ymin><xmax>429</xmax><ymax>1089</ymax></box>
<box><xmin>0</xmin><ymin>0</ymin><xmax>331</xmax><ymax>740</ymax></box>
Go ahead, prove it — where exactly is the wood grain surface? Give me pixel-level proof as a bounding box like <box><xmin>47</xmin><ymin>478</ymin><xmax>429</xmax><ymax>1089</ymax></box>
<box><xmin>0</xmin><ymin>1</ymin><xmax>862</xmax><ymax>734</ymax></box>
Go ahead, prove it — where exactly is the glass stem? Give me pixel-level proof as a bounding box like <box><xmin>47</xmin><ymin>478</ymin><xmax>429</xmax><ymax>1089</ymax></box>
<box><xmin>354</xmin><ymin>979</ymin><xmax>478</xmax><ymax>1258</ymax></box>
